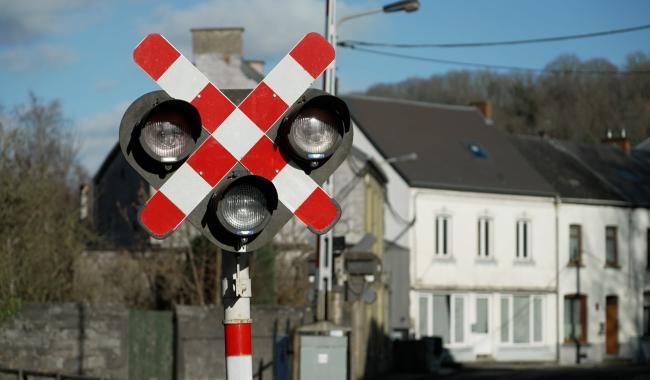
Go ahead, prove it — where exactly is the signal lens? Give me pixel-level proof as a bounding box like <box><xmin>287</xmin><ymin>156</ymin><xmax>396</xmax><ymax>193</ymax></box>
<box><xmin>141</xmin><ymin>107</ymin><xmax>196</xmax><ymax>163</ymax></box>
<box><xmin>289</xmin><ymin>106</ymin><xmax>340</xmax><ymax>160</ymax></box>
<box><xmin>219</xmin><ymin>183</ymin><xmax>269</xmax><ymax>235</ymax></box>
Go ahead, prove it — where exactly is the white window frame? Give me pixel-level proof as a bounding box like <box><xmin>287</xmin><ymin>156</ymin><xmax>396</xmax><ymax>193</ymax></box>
<box><xmin>516</xmin><ymin>219</ymin><xmax>532</xmax><ymax>260</ymax></box>
<box><xmin>499</xmin><ymin>294</ymin><xmax>545</xmax><ymax>346</ymax></box>
<box><xmin>435</xmin><ymin>214</ymin><xmax>452</xmax><ymax>256</ymax></box>
<box><xmin>478</xmin><ymin>216</ymin><xmax>494</xmax><ymax>259</ymax></box>
<box><xmin>416</xmin><ymin>293</ymin><xmax>467</xmax><ymax>346</ymax></box>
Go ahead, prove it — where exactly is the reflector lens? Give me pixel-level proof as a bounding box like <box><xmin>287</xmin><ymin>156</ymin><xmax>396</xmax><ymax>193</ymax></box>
<box><xmin>141</xmin><ymin>109</ymin><xmax>195</xmax><ymax>162</ymax></box>
<box><xmin>220</xmin><ymin>183</ymin><xmax>269</xmax><ymax>235</ymax></box>
<box><xmin>290</xmin><ymin>106</ymin><xmax>340</xmax><ymax>159</ymax></box>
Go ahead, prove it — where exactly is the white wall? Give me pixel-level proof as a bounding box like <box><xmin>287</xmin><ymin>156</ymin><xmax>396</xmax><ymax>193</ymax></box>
<box><xmin>409</xmin><ymin>188</ymin><xmax>557</xmax><ymax>291</ymax></box>
<box><xmin>407</xmin><ymin>188</ymin><xmax>558</xmax><ymax>361</ymax></box>
<box><xmin>557</xmin><ymin>203</ymin><xmax>640</xmax><ymax>363</ymax></box>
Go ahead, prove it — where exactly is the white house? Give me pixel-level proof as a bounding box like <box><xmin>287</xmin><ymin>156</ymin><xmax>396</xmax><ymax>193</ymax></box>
<box><xmin>514</xmin><ymin>135</ymin><xmax>650</xmax><ymax>363</ymax></box>
<box><xmin>343</xmin><ymin>96</ymin><xmax>560</xmax><ymax>361</ymax></box>
<box><xmin>345</xmin><ymin>95</ymin><xmax>650</xmax><ymax>363</ymax></box>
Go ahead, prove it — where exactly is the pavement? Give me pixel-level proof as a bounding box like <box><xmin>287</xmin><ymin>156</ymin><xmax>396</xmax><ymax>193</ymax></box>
<box><xmin>372</xmin><ymin>364</ymin><xmax>650</xmax><ymax>380</ymax></box>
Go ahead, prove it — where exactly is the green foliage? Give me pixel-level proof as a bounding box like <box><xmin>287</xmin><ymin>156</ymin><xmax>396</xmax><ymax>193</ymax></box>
<box><xmin>251</xmin><ymin>244</ymin><xmax>276</xmax><ymax>304</ymax></box>
<box><xmin>0</xmin><ymin>297</ymin><xmax>21</xmax><ymax>324</ymax></box>
<box><xmin>366</xmin><ymin>52</ymin><xmax>650</xmax><ymax>143</ymax></box>
<box><xmin>0</xmin><ymin>94</ymin><xmax>90</xmax><ymax>304</ymax></box>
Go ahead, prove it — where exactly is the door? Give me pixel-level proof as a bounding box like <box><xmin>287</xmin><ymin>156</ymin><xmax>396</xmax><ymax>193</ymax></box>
<box><xmin>473</xmin><ymin>296</ymin><xmax>491</xmax><ymax>356</ymax></box>
<box><xmin>128</xmin><ymin>310</ymin><xmax>174</xmax><ymax>380</ymax></box>
<box><xmin>605</xmin><ymin>296</ymin><xmax>619</xmax><ymax>355</ymax></box>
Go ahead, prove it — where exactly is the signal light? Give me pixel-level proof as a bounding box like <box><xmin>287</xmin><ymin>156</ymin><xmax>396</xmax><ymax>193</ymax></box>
<box><xmin>120</xmin><ymin>88</ymin><xmax>351</xmax><ymax>251</ymax></box>
<box><xmin>139</xmin><ymin>104</ymin><xmax>198</xmax><ymax>163</ymax></box>
<box><xmin>212</xmin><ymin>176</ymin><xmax>277</xmax><ymax>239</ymax></box>
<box><xmin>279</xmin><ymin>90</ymin><xmax>350</xmax><ymax>168</ymax></box>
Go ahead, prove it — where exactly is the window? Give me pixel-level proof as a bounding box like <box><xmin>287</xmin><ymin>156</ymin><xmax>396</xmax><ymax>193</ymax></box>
<box><xmin>500</xmin><ymin>295</ymin><xmax>543</xmax><ymax>344</ymax></box>
<box><xmin>643</xmin><ymin>292</ymin><xmax>650</xmax><ymax>336</ymax></box>
<box><xmin>513</xmin><ymin>296</ymin><xmax>530</xmax><ymax>343</ymax></box>
<box><xmin>418</xmin><ymin>296</ymin><xmax>429</xmax><ymax>337</ymax></box>
<box><xmin>472</xmin><ymin>297</ymin><xmax>488</xmax><ymax>333</ymax></box>
<box><xmin>418</xmin><ymin>293</ymin><xmax>465</xmax><ymax>344</ymax></box>
<box><xmin>605</xmin><ymin>226</ymin><xmax>618</xmax><ymax>267</ymax></box>
<box><xmin>432</xmin><ymin>295</ymin><xmax>451</xmax><ymax>343</ymax></box>
<box><xmin>453</xmin><ymin>297</ymin><xmax>465</xmax><ymax>343</ymax></box>
<box><xmin>516</xmin><ymin>219</ymin><xmax>531</xmax><ymax>259</ymax></box>
<box><xmin>435</xmin><ymin>215</ymin><xmax>450</xmax><ymax>256</ymax></box>
<box><xmin>500</xmin><ymin>297</ymin><xmax>510</xmax><ymax>342</ymax></box>
<box><xmin>569</xmin><ymin>224</ymin><xmax>582</xmax><ymax>265</ymax></box>
<box><xmin>478</xmin><ymin>217</ymin><xmax>492</xmax><ymax>258</ymax></box>
<box><xmin>564</xmin><ymin>294</ymin><xmax>587</xmax><ymax>343</ymax></box>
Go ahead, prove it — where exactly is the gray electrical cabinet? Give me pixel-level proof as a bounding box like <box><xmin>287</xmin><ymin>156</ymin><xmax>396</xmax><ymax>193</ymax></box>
<box><xmin>299</xmin><ymin>335</ymin><xmax>348</xmax><ymax>380</ymax></box>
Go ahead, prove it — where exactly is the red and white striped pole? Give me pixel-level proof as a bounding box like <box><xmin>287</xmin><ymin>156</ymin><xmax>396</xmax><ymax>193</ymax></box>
<box><xmin>222</xmin><ymin>251</ymin><xmax>253</xmax><ymax>380</ymax></box>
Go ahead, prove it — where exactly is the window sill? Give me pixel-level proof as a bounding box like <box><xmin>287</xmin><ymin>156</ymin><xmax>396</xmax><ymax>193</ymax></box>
<box><xmin>567</xmin><ymin>262</ymin><xmax>585</xmax><ymax>268</ymax></box>
<box><xmin>432</xmin><ymin>255</ymin><xmax>455</xmax><ymax>263</ymax></box>
<box><xmin>513</xmin><ymin>259</ymin><xmax>535</xmax><ymax>266</ymax></box>
<box><xmin>604</xmin><ymin>264</ymin><xmax>621</xmax><ymax>269</ymax></box>
<box><xmin>475</xmin><ymin>258</ymin><xmax>497</xmax><ymax>265</ymax></box>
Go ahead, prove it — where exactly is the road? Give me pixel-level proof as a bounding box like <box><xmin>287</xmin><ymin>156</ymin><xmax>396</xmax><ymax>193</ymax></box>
<box><xmin>374</xmin><ymin>365</ymin><xmax>650</xmax><ymax>380</ymax></box>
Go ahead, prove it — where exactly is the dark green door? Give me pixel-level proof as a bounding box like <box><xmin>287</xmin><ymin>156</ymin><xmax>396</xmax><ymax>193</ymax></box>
<box><xmin>128</xmin><ymin>310</ymin><xmax>174</xmax><ymax>380</ymax></box>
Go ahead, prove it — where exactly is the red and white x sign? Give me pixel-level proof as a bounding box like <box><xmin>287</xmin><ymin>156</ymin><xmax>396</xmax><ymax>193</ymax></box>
<box><xmin>132</xmin><ymin>32</ymin><xmax>338</xmax><ymax>238</ymax></box>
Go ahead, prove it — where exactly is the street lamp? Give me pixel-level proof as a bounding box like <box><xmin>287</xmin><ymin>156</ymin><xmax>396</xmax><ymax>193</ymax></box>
<box><xmin>323</xmin><ymin>0</ymin><xmax>420</xmax><ymax>95</ymax></box>
<box><xmin>316</xmin><ymin>0</ymin><xmax>420</xmax><ymax>324</ymax></box>
<box><xmin>337</xmin><ymin>0</ymin><xmax>420</xmax><ymax>30</ymax></box>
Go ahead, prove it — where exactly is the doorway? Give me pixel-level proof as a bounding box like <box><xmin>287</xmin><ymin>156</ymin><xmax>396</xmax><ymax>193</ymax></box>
<box><xmin>605</xmin><ymin>295</ymin><xmax>618</xmax><ymax>355</ymax></box>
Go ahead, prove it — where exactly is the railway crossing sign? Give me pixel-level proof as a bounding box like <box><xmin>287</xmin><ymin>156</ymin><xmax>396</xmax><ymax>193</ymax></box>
<box><xmin>119</xmin><ymin>32</ymin><xmax>352</xmax><ymax>252</ymax></box>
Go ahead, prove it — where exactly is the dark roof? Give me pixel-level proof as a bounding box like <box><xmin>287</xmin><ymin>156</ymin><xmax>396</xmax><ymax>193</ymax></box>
<box><xmin>341</xmin><ymin>95</ymin><xmax>555</xmax><ymax>197</ymax></box>
<box><xmin>557</xmin><ymin>140</ymin><xmax>650</xmax><ymax>206</ymax></box>
<box><xmin>511</xmin><ymin>135</ymin><xmax>623</xmax><ymax>202</ymax></box>
<box><xmin>512</xmin><ymin>135</ymin><xmax>650</xmax><ymax>206</ymax></box>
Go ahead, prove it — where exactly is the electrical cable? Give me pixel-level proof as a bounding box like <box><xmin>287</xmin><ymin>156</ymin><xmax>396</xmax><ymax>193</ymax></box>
<box><xmin>341</xmin><ymin>45</ymin><xmax>650</xmax><ymax>75</ymax></box>
<box><xmin>338</xmin><ymin>23</ymin><xmax>650</xmax><ymax>49</ymax></box>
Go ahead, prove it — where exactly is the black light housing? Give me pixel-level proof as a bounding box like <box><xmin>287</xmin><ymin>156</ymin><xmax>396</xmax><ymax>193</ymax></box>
<box><xmin>279</xmin><ymin>90</ymin><xmax>350</xmax><ymax>168</ymax></box>
<box><xmin>138</xmin><ymin>101</ymin><xmax>200</xmax><ymax>163</ymax></box>
<box><xmin>120</xmin><ymin>89</ymin><xmax>351</xmax><ymax>252</ymax></box>
<box><xmin>212</xmin><ymin>176</ymin><xmax>276</xmax><ymax>237</ymax></box>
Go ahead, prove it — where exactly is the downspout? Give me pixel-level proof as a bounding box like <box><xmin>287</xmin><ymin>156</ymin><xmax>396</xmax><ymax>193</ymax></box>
<box><xmin>554</xmin><ymin>195</ymin><xmax>561</xmax><ymax>363</ymax></box>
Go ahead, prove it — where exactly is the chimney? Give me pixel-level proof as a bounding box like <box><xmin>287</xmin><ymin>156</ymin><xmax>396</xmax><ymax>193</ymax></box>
<box><xmin>191</xmin><ymin>27</ymin><xmax>244</xmax><ymax>58</ymax></box>
<box><xmin>470</xmin><ymin>101</ymin><xmax>493</xmax><ymax>125</ymax></box>
<box><xmin>601</xmin><ymin>128</ymin><xmax>631</xmax><ymax>154</ymax></box>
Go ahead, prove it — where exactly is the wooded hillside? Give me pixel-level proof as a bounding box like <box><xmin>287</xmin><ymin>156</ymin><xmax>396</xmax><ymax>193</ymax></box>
<box><xmin>365</xmin><ymin>52</ymin><xmax>650</xmax><ymax>144</ymax></box>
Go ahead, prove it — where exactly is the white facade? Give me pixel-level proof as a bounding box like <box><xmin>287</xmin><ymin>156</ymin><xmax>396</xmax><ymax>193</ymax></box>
<box><xmin>348</xmin><ymin>112</ymin><xmax>650</xmax><ymax>364</ymax></box>
<box><xmin>557</xmin><ymin>202</ymin><xmax>649</xmax><ymax>363</ymax></box>
<box><xmin>408</xmin><ymin>188</ymin><xmax>558</xmax><ymax>361</ymax></box>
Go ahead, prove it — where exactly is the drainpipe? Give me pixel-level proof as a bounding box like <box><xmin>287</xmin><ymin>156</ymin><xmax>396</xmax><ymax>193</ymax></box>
<box><xmin>554</xmin><ymin>195</ymin><xmax>561</xmax><ymax>363</ymax></box>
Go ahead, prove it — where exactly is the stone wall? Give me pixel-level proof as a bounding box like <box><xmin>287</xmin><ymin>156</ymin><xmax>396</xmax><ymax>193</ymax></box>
<box><xmin>176</xmin><ymin>304</ymin><xmax>307</xmax><ymax>380</ymax></box>
<box><xmin>0</xmin><ymin>303</ymin><xmax>129</xmax><ymax>379</ymax></box>
<box><xmin>0</xmin><ymin>303</ymin><xmax>307</xmax><ymax>380</ymax></box>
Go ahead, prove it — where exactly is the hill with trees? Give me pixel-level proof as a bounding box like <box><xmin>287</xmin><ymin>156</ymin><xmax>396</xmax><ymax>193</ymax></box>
<box><xmin>365</xmin><ymin>52</ymin><xmax>650</xmax><ymax>144</ymax></box>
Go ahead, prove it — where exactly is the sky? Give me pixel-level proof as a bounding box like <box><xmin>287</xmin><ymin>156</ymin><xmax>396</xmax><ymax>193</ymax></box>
<box><xmin>1</xmin><ymin>0</ymin><xmax>649</xmax><ymax>174</ymax></box>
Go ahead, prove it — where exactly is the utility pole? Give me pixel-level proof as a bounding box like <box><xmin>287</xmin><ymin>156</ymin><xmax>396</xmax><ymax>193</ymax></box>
<box><xmin>316</xmin><ymin>0</ymin><xmax>337</xmax><ymax>323</ymax></box>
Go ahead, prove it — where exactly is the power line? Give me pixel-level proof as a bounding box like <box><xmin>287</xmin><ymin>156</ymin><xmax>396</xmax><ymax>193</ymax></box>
<box><xmin>341</xmin><ymin>45</ymin><xmax>650</xmax><ymax>75</ymax></box>
<box><xmin>339</xmin><ymin>23</ymin><xmax>650</xmax><ymax>49</ymax></box>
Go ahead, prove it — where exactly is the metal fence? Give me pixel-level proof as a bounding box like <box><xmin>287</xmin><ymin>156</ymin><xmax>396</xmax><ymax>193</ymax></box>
<box><xmin>0</xmin><ymin>367</ymin><xmax>111</xmax><ymax>380</ymax></box>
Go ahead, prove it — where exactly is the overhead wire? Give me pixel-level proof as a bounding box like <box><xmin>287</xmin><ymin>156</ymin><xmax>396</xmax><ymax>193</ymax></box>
<box><xmin>338</xmin><ymin>23</ymin><xmax>650</xmax><ymax>49</ymax></box>
<box><xmin>340</xmin><ymin>45</ymin><xmax>650</xmax><ymax>75</ymax></box>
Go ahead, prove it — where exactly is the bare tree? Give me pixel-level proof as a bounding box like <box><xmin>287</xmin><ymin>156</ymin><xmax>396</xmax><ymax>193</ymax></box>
<box><xmin>0</xmin><ymin>94</ymin><xmax>90</xmax><ymax>315</ymax></box>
